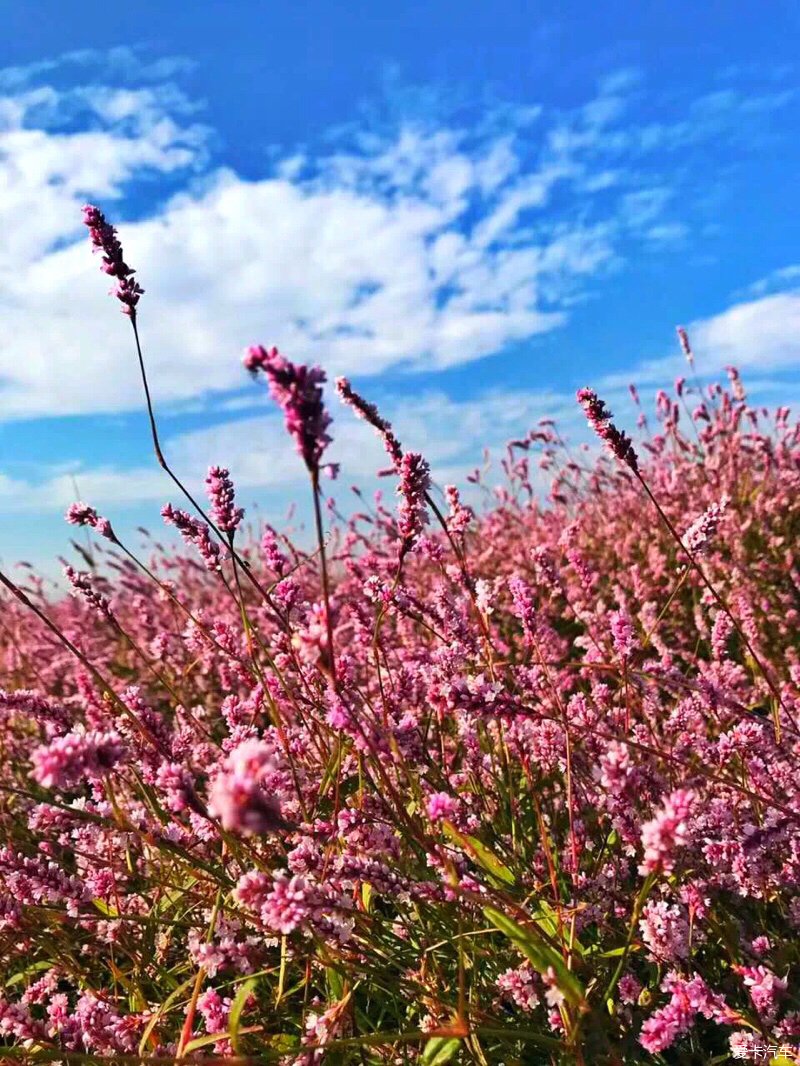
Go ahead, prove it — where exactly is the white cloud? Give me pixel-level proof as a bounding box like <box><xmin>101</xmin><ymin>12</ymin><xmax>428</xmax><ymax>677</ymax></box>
<box><xmin>690</xmin><ymin>291</ymin><xmax>800</xmax><ymax>372</ymax></box>
<box><xmin>0</xmin><ymin>83</ymin><xmax>207</xmax><ymax>280</ymax></box>
<box><xmin>599</xmin><ymin>286</ymin><xmax>800</xmax><ymax>393</ymax></box>
<box><xmin>0</xmin><ymin>60</ymin><xmax>740</xmax><ymax>420</ymax></box>
<box><xmin>738</xmin><ymin>265</ymin><xmax>800</xmax><ymax>300</ymax></box>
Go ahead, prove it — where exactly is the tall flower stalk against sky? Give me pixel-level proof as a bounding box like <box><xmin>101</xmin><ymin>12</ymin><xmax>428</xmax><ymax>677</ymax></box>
<box><xmin>335</xmin><ymin>377</ymin><xmax>404</xmax><ymax>468</ymax></box>
<box><xmin>676</xmin><ymin>326</ymin><xmax>694</xmax><ymax>369</ymax></box>
<box><xmin>244</xmin><ymin>345</ymin><xmax>338</xmax><ymax>687</ymax></box>
<box><xmin>80</xmin><ymin>205</ymin><xmax>286</xmax><ymax>628</ymax></box>
<box><xmin>82</xmin><ymin>205</ymin><xmax>144</xmax><ymax>317</ymax></box>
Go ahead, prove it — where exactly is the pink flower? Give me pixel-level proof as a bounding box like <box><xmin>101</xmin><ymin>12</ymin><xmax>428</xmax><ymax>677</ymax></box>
<box><xmin>205</xmin><ymin>466</ymin><xmax>244</xmax><ymax>535</ymax></box>
<box><xmin>610</xmin><ymin>610</ymin><xmax>636</xmax><ymax>660</ymax></box>
<box><xmin>676</xmin><ymin>326</ymin><xmax>693</xmax><ymax>363</ymax></box>
<box><xmin>639</xmin><ymin>900</ymin><xmax>689</xmax><ymax>962</ymax></box>
<box><xmin>737</xmin><ymin>965</ymin><xmax>787</xmax><ymax>1021</ymax></box>
<box><xmin>577</xmin><ymin>387</ymin><xmax>639</xmax><ymax>471</ymax></box>
<box><xmin>497</xmin><ymin>965</ymin><xmax>539</xmax><ymax>1012</ymax></box>
<box><xmin>63</xmin><ymin>566</ymin><xmax>113</xmax><ymax>618</ymax></box>
<box><xmin>640</xmin><ymin>972</ymin><xmax>726</xmax><ymax>1053</ymax></box>
<box><xmin>82</xmin><ymin>204</ymin><xmax>144</xmax><ymax>315</ymax></box>
<box><xmin>618</xmin><ymin>974</ymin><xmax>642</xmax><ymax>1004</ymax></box>
<box><xmin>208</xmin><ymin>738</ymin><xmax>288</xmax><ymax>835</ymax></box>
<box><xmin>162</xmin><ymin>504</ymin><xmax>221</xmax><ymax>571</ymax></box>
<box><xmin>334</xmin><ymin>377</ymin><xmax>403</xmax><ymax>467</ymax></box>
<box><xmin>245</xmin><ymin>347</ymin><xmax>332</xmax><ymax>472</ymax></box>
<box><xmin>31</xmin><ymin>728</ymin><xmax>126</xmax><ymax>789</ymax></box>
<box><xmin>682</xmin><ymin>497</ymin><xmax>728</xmax><ymax>556</ymax></box>
<box><xmin>65</xmin><ymin>503</ymin><xmax>115</xmax><ymax>541</ymax></box>
<box><xmin>397</xmin><ymin>452</ymin><xmax>430</xmax><ymax>545</ymax></box>
<box><xmin>427</xmin><ymin>792</ymin><xmax>458</xmax><ymax>821</ymax></box>
<box><xmin>639</xmin><ymin>789</ymin><xmax>695</xmax><ymax>875</ymax></box>
<box><xmin>445</xmin><ymin>485</ymin><xmax>474</xmax><ymax>534</ymax></box>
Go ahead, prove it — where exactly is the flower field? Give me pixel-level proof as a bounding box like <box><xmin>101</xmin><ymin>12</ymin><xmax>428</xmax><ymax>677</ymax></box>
<box><xmin>0</xmin><ymin>208</ymin><xmax>798</xmax><ymax>1064</ymax></box>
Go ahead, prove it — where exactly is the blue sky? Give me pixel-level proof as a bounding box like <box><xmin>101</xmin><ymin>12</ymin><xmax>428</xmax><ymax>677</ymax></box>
<box><xmin>0</xmin><ymin>1</ymin><xmax>799</xmax><ymax>574</ymax></box>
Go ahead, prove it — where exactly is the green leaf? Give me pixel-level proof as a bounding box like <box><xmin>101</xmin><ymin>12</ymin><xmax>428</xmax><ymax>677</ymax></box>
<box><xmin>184</xmin><ymin>1030</ymin><xmax>232</xmax><ymax>1053</ymax></box>
<box><xmin>442</xmin><ymin>823</ymin><xmax>515</xmax><ymax>886</ymax></box>
<box><xmin>422</xmin><ymin>1036</ymin><xmax>462</xmax><ymax>1064</ymax></box>
<box><xmin>92</xmin><ymin>898</ymin><xmax>118</xmax><ymax>917</ymax></box>
<box><xmin>326</xmin><ymin>966</ymin><xmax>344</xmax><ymax>1000</ymax></box>
<box><xmin>229</xmin><ymin>976</ymin><xmax>257</xmax><ymax>1056</ymax></box>
<box><xmin>530</xmin><ymin>899</ymin><xmax>585</xmax><ymax>957</ymax></box>
<box><xmin>5</xmin><ymin>961</ymin><xmax>53</xmax><ymax>988</ymax></box>
<box><xmin>318</xmin><ymin>743</ymin><xmax>344</xmax><ymax>799</ymax></box>
<box><xmin>593</xmin><ymin>944</ymin><xmax>641</xmax><ymax>958</ymax></box>
<box><xmin>361</xmin><ymin>881</ymin><xmax>374</xmax><ymax>912</ymax></box>
<box><xmin>483</xmin><ymin>905</ymin><xmax>585</xmax><ymax>1007</ymax></box>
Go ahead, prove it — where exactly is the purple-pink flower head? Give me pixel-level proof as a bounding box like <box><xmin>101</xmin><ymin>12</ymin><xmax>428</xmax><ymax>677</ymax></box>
<box><xmin>736</xmin><ymin>965</ymin><xmax>787</xmax><ymax>1021</ymax></box>
<box><xmin>397</xmin><ymin>452</ymin><xmax>430</xmax><ymax>545</ymax></box>
<box><xmin>610</xmin><ymin>609</ymin><xmax>636</xmax><ymax>660</ymax></box>
<box><xmin>640</xmin><ymin>789</ymin><xmax>695</xmax><ymax>875</ymax></box>
<box><xmin>65</xmin><ymin>502</ymin><xmax>115</xmax><ymax>541</ymax></box>
<box><xmin>682</xmin><ymin>497</ymin><xmax>728</xmax><ymax>557</ymax></box>
<box><xmin>162</xmin><ymin>504</ymin><xmax>221</xmax><ymax>572</ymax></box>
<box><xmin>205</xmin><ymin>466</ymin><xmax>244</xmax><ymax>536</ymax></box>
<box><xmin>64</xmin><ymin>566</ymin><xmax>113</xmax><ymax>618</ymax></box>
<box><xmin>676</xmin><ymin>325</ymin><xmax>693</xmax><ymax>364</ymax></box>
<box><xmin>244</xmin><ymin>346</ymin><xmax>331</xmax><ymax>472</ymax></box>
<box><xmin>208</xmin><ymin>738</ymin><xmax>289</xmax><ymax>835</ymax></box>
<box><xmin>31</xmin><ymin>728</ymin><xmax>126</xmax><ymax>790</ymax></box>
<box><xmin>427</xmin><ymin>792</ymin><xmax>458</xmax><ymax>822</ymax></box>
<box><xmin>576</xmin><ymin>388</ymin><xmax>639</xmax><ymax>472</ymax></box>
<box><xmin>82</xmin><ymin>204</ymin><xmax>144</xmax><ymax>316</ymax></box>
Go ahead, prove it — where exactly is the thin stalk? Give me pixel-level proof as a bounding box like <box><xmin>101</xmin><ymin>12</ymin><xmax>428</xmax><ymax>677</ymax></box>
<box><xmin>129</xmin><ymin>315</ymin><xmax>287</xmax><ymax>629</ymax></box>
<box><xmin>311</xmin><ymin>470</ymin><xmax>337</xmax><ymax>690</ymax></box>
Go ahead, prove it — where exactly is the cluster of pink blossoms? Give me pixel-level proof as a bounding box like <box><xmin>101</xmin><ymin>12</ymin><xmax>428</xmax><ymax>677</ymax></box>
<box><xmin>639</xmin><ymin>789</ymin><xmax>696</xmax><ymax>875</ymax></box>
<box><xmin>244</xmin><ymin>345</ymin><xmax>332</xmax><ymax>472</ymax></box>
<box><xmin>82</xmin><ymin>204</ymin><xmax>144</xmax><ymax>314</ymax></box>
<box><xmin>31</xmin><ymin>728</ymin><xmax>126</xmax><ymax>789</ymax></box>
<box><xmin>207</xmin><ymin>738</ymin><xmax>287</xmax><ymax>834</ymax></box>
<box><xmin>205</xmin><ymin>465</ymin><xmax>244</xmax><ymax>535</ymax></box>
<box><xmin>65</xmin><ymin>502</ymin><xmax>115</xmax><ymax>541</ymax></box>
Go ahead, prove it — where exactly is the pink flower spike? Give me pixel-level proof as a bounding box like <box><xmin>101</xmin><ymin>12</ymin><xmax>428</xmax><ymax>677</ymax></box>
<box><xmin>427</xmin><ymin>792</ymin><xmax>458</xmax><ymax>821</ymax></box>
<box><xmin>31</xmin><ymin>728</ymin><xmax>126</xmax><ymax>790</ymax></box>
<box><xmin>82</xmin><ymin>204</ymin><xmax>144</xmax><ymax>316</ymax></box>
<box><xmin>65</xmin><ymin>502</ymin><xmax>115</xmax><ymax>541</ymax></box>
<box><xmin>576</xmin><ymin>388</ymin><xmax>639</xmax><ymax>471</ymax></box>
<box><xmin>676</xmin><ymin>325</ymin><xmax>694</xmax><ymax>365</ymax></box>
<box><xmin>205</xmin><ymin>466</ymin><xmax>244</xmax><ymax>535</ymax></box>
<box><xmin>245</xmin><ymin>346</ymin><xmax>332</xmax><ymax>473</ymax></box>
<box><xmin>208</xmin><ymin>738</ymin><xmax>289</xmax><ymax>835</ymax></box>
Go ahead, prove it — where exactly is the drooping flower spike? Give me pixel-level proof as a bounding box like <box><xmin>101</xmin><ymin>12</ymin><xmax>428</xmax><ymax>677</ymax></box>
<box><xmin>244</xmin><ymin>346</ymin><xmax>332</xmax><ymax>473</ymax></box>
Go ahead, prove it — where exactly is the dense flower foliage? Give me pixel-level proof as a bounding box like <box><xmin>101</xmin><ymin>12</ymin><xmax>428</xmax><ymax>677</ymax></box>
<box><xmin>0</xmin><ymin>209</ymin><xmax>798</xmax><ymax>1064</ymax></box>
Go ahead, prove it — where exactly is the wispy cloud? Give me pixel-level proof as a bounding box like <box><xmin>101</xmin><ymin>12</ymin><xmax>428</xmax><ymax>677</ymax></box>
<box><xmin>600</xmin><ymin>288</ymin><xmax>800</xmax><ymax>391</ymax></box>
<box><xmin>1</xmin><ymin>53</ymin><xmax>787</xmax><ymax>421</ymax></box>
